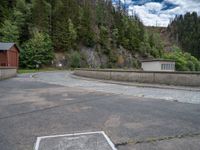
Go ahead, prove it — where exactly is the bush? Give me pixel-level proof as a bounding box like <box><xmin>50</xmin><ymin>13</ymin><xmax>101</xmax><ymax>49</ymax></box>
<box><xmin>117</xmin><ymin>55</ymin><xmax>124</xmax><ymax>67</ymax></box>
<box><xmin>132</xmin><ymin>59</ymin><xmax>140</xmax><ymax>69</ymax></box>
<box><xmin>70</xmin><ymin>51</ymin><xmax>81</xmax><ymax>68</ymax></box>
<box><xmin>163</xmin><ymin>46</ymin><xmax>200</xmax><ymax>71</ymax></box>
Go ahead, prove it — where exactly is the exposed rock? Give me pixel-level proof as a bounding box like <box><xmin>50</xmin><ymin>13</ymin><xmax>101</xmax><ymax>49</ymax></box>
<box><xmin>53</xmin><ymin>46</ymin><xmax>140</xmax><ymax>69</ymax></box>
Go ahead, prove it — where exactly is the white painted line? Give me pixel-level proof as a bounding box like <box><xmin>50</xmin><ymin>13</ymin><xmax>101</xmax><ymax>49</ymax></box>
<box><xmin>34</xmin><ymin>131</ymin><xmax>117</xmax><ymax>150</ymax></box>
<box><xmin>34</xmin><ymin>137</ymin><xmax>41</xmax><ymax>150</ymax></box>
<box><xmin>102</xmin><ymin>131</ymin><xmax>118</xmax><ymax>150</ymax></box>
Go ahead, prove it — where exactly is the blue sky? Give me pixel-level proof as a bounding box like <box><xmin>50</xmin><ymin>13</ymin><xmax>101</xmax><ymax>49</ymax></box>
<box><xmin>113</xmin><ymin>0</ymin><xmax>200</xmax><ymax>27</ymax></box>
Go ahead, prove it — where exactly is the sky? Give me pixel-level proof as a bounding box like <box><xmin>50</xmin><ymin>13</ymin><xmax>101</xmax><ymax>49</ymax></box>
<box><xmin>113</xmin><ymin>0</ymin><xmax>200</xmax><ymax>27</ymax></box>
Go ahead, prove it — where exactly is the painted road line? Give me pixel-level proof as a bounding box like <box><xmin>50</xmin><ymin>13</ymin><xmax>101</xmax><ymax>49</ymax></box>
<box><xmin>34</xmin><ymin>131</ymin><xmax>117</xmax><ymax>150</ymax></box>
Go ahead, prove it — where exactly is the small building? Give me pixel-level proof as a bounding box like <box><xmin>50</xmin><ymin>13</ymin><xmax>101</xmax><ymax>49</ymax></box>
<box><xmin>0</xmin><ymin>42</ymin><xmax>20</xmax><ymax>68</ymax></box>
<box><xmin>141</xmin><ymin>59</ymin><xmax>175</xmax><ymax>72</ymax></box>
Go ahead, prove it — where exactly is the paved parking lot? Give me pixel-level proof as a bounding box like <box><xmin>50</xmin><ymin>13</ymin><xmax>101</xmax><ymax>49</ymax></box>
<box><xmin>0</xmin><ymin>71</ymin><xmax>200</xmax><ymax>150</ymax></box>
<box><xmin>36</xmin><ymin>72</ymin><xmax>200</xmax><ymax>104</ymax></box>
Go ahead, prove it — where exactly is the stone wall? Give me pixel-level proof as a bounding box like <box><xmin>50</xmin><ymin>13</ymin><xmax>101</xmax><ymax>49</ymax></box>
<box><xmin>74</xmin><ymin>69</ymin><xmax>200</xmax><ymax>87</ymax></box>
<box><xmin>0</xmin><ymin>67</ymin><xmax>17</xmax><ymax>80</ymax></box>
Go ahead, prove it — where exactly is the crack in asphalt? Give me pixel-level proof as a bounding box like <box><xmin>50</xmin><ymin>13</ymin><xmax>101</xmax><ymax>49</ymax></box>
<box><xmin>115</xmin><ymin>132</ymin><xmax>200</xmax><ymax>148</ymax></box>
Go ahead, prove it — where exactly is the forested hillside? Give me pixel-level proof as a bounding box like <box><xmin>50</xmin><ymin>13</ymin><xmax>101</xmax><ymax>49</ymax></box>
<box><xmin>162</xmin><ymin>12</ymin><xmax>200</xmax><ymax>71</ymax></box>
<box><xmin>0</xmin><ymin>0</ymin><xmax>164</xmax><ymax>69</ymax></box>
<box><xmin>0</xmin><ymin>0</ymin><xmax>200</xmax><ymax>71</ymax></box>
<box><xmin>168</xmin><ymin>12</ymin><xmax>200</xmax><ymax>59</ymax></box>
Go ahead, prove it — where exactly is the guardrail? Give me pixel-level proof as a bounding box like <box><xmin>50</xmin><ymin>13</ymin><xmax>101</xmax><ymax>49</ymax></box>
<box><xmin>74</xmin><ymin>69</ymin><xmax>200</xmax><ymax>87</ymax></box>
<box><xmin>0</xmin><ymin>67</ymin><xmax>17</xmax><ymax>80</ymax></box>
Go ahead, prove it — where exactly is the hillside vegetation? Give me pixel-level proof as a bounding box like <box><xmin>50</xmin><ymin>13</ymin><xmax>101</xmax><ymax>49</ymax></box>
<box><xmin>0</xmin><ymin>0</ymin><xmax>200</xmax><ymax>71</ymax></box>
<box><xmin>148</xmin><ymin>26</ymin><xmax>200</xmax><ymax>71</ymax></box>
<box><xmin>168</xmin><ymin>12</ymin><xmax>200</xmax><ymax>60</ymax></box>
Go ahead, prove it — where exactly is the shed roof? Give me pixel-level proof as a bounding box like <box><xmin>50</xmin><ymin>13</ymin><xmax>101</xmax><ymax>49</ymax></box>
<box><xmin>141</xmin><ymin>59</ymin><xmax>175</xmax><ymax>63</ymax></box>
<box><xmin>0</xmin><ymin>42</ymin><xmax>19</xmax><ymax>52</ymax></box>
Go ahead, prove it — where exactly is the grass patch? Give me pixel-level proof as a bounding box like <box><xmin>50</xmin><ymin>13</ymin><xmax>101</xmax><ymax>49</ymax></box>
<box><xmin>18</xmin><ymin>68</ymin><xmax>61</xmax><ymax>74</ymax></box>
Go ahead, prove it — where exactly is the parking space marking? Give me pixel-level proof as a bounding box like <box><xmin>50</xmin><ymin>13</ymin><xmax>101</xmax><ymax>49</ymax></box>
<box><xmin>34</xmin><ymin>131</ymin><xmax>117</xmax><ymax>150</ymax></box>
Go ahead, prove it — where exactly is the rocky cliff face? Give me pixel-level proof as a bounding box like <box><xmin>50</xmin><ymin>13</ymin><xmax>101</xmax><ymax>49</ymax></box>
<box><xmin>54</xmin><ymin>46</ymin><xmax>140</xmax><ymax>69</ymax></box>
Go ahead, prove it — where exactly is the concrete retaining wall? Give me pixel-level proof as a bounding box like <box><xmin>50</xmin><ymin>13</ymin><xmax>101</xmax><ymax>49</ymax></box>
<box><xmin>74</xmin><ymin>69</ymin><xmax>200</xmax><ymax>87</ymax></box>
<box><xmin>0</xmin><ymin>67</ymin><xmax>17</xmax><ymax>80</ymax></box>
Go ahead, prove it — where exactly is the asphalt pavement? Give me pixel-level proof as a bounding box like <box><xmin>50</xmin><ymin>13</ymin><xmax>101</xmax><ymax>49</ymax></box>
<box><xmin>0</xmin><ymin>71</ymin><xmax>200</xmax><ymax>150</ymax></box>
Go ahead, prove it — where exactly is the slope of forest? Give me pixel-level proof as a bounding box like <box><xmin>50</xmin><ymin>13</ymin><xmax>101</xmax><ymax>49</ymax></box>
<box><xmin>146</xmin><ymin>27</ymin><xmax>173</xmax><ymax>51</ymax></box>
<box><xmin>167</xmin><ymin>12</ymin><xmax>200</xmax><ymax>59</ymax></box>
<box><xmin>0</xmin><ymin>0</ymin><xmax>200</xmax><ymax>71</ymax></box>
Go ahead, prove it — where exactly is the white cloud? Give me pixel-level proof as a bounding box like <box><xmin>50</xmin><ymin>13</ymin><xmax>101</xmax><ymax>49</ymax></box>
<box><xmin>129</xmin><ymin>2</ymin><xmax>169</xmax><ymax>27</ymax></box>
<box><xmin>144</xmin><ymin>2</ymin><xmax>162</xmax><ymax>11</ymax></box>
<box><xmin>125</xmin><ymin>0</ymin><xmax>200</xmax><ymax>27</ymax></box>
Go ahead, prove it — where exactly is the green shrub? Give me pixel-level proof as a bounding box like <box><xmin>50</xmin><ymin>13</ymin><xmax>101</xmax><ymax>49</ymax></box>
<box><xmin>163</xmin><ymin>46</ymin><xmax>200</xmax><ymax>71</ymax></box>
<box><xmin>132</xmin><ymin>59</ymin><xmax>140</xmax><ymax>69</ymax></box>
<box><xmin>70</xmin><ymin>51</ymin><xmax>81</xmax><ymax>68</ymax></box>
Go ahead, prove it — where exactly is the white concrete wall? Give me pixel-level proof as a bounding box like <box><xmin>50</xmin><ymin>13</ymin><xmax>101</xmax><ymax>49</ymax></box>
<box><xmin>142</xmin><ymin>61</ymin><xmax>175</xmax><ymax>72</ymax></box>
<box><xmin>0</xmin><ymin>68</ymin><xmax>17</xmax><ymax>80</ymax></box>
<box><xmin>142</xmin><ymin>62</ymin><xmax>161</xmax><ymax>71</ymax></box>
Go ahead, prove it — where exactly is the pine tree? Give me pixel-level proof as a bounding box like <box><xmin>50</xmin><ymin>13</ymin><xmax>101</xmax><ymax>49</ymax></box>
<box><xmin>0</xmin><ymin>20</ymin><xmax>19</xmax><ymax>42</ymax></box>
<box><xmin>32</xmin><ymin>0</ymin><xmax>51</xmax><ymax>34</ymax></box>
<box><xmin>67</xmin><ymin>19</ymin><xmax>77</xmax><ymax>51</ymax></box>
<box><xmin>20</xmin><ymin>31</ymin><xmax>54</xmax><ymax>68</ymax></box>
<box><xmin>0</xmin><ymin>0</ymin><xmax>17</xmax><ymax>23</ymax></box>
<box><xmin>99</xmin><ymin>25</ymin><xmax>110</xmax><ymax>52</ymax></box>
<box><xmin>13</xmin><ymin>0</ymin><xmax>31</xmax><ymax>43</ymax></box>
<box><xmin>168</xmin><ymin>12</ymin><xmax>200</xmax><ymax>59</ymax></box>
<box><xmin>0</xmin><ymin>1</ymin><xmax>10</xmax><ymax>24</ymax></box>
<box><xmin>79</xmin><ymin>3</ymin><xmax>96</xmax><ymax>47</ymax></box>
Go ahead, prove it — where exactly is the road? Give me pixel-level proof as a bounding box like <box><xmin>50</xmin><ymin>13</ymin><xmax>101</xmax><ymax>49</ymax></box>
<box><xmin>0</xmin><ymin>71</ymin><xmax>200</xmax><ymax>150</ymax></box>
<box><xmin>36</xmin><ymin>71</ymin><xmax>200</xmax><ymax>104</ymax></box>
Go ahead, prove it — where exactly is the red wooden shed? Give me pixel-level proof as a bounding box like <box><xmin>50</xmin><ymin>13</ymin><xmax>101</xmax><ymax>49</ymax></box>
<box><xmin>0</xmin><ymin>42</ymin><xmax>20</xmax><ymax>68</ymax></box>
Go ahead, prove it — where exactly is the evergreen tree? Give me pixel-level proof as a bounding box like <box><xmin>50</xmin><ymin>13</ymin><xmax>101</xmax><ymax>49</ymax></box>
<box><xmin>168</xmin><ymin>12</ymin><xmax>200</xmax><ymax>59</ymax></box>
<box><xmin>32</xmin><ymin>0</ymin><xmax>51</xmax><ymax>34</ymax></box>
<box><xmin>0</xmin><ymin>1</ymin><xmax>10</xmax><ymax>24</ymax></box>
<box><xmin>67</xmin><ymin>19</ymin><xmax>77</xmax><ymax>50</ymax></box>
<box><xmin>99</xmin><ymin>25</ymin><xmax>110</xmax><ymax>51</ymax></box>
<box><xmin>13</xmin><ymin>0</ymin><xmax>31</xmax><ymax>43</ymax></box>
<box><xmin>0</xmin><ymin>0</ymin><xmax>17</xmax><ymax>24</ymax></box>
<box><xmin>79</xmin><ymin>3</ymin><xmax>96</xmax><ymax>47</ymax></box>
<box><xmin>20</xmin><ymin>31</ymin><xmax>54</xmax><ymax>68</ymax></box>
<box><xmin>0</xmin><ymin>20</ymin><xmax>19</xmax><ymax>42</ymax></box>
<box><xmin>52</xmin><ymin>17</ymin><xmax>77</xmax><ymax>51</ymax></box>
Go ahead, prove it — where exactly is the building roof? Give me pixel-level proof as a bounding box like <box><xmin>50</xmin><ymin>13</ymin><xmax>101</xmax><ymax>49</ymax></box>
<box><xmin>141</xmin><ymin>59</ymin><xmax>175</xmax><ymax>63</ymax></box>
<box><xmin>0</xmin><ymin>42</ymin><xmax>19</xmax><ymax>52</ymax></box>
